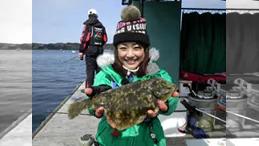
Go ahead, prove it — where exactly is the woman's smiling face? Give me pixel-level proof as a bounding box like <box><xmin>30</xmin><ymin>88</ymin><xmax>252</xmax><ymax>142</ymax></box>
<box><xmin>117</xmin><ymin>42</ymin><xmax>145</xmax><ymax>70</ymax></box>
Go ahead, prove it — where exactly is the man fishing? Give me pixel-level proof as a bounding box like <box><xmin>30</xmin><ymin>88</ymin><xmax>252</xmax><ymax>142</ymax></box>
<box><xmin>79</xmin><ymin>8</ymin><xmax>108</xmax><ymax>96</ymax></box>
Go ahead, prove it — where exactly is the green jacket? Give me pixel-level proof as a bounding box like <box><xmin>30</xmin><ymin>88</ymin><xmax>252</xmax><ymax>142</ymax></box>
<box><xmin>89</xmin><ymin>65</ymin><xmax>179</xmax><ymax>146</ymax></box>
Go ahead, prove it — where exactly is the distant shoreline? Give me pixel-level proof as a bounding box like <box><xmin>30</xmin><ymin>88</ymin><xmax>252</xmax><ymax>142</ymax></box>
<box><xmin>0</xmin><ymin>43</ymin><xmax>114</xmax><ymax>50</ymax></box>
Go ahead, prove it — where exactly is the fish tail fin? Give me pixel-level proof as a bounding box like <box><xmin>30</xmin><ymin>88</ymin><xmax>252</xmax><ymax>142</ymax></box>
<box><xmin>68</xmin><ymin>99</ymin><xmax>91</xmax><ymax>119</ymax></box>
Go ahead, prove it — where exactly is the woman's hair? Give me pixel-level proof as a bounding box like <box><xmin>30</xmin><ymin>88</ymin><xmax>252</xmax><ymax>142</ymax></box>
<box><xmin>112</xmin><ymin>43</ymin><xmax>150</xmax><ymax>78</ymax></box>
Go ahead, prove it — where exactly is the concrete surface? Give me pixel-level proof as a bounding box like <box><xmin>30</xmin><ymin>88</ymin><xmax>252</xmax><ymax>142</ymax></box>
<box><xmin>0</xmin><ymin>114</ymin><xmax>32</xmax><ymax>146</ymax></box>
<box><xmin>32</xmin><ymin>82</ymin><xmax>229</xmax><ymax>146</ymax></box>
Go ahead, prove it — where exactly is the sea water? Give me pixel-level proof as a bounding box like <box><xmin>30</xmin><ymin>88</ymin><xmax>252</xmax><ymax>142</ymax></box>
<box><xmin>32</xmin><ymin>50</ymin><xmax>84</xmax><ymax>132</ymax></box>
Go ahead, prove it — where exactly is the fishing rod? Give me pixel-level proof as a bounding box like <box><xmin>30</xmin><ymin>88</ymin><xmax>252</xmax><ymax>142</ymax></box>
<box><xmin>196</xmin><ymin>107</ymin><xmax>226</xmax><ymax>123</ymax></box>
<box><xmin>61</xmin><ymin>55</ymin><xmax>79</xmax><ymax>63</ymax></box>
<box><xmin>181</xmin><ymin>99</ymin><xmax>226</xmax><ymax>123</ymax></box>
<box><xmin>61</xmin><ymin>49</ymin><xmax>114</xmax><ymax>64</ymax></box>
<box><xmin>226</xmin><ymin>110</ymin><xmax>259</xmax><ymax>124</ymax></box>
<box><xmin>182</xmin><ymin>83</ymin><xmax>198</xmax><ymax>97</ymax></box>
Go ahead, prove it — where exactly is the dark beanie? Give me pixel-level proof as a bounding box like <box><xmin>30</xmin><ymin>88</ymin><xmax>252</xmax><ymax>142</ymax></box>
<box><xmin>113</xmin><ymin>5</ymin><xmax>150</xmax><ymax>47</ymax></box>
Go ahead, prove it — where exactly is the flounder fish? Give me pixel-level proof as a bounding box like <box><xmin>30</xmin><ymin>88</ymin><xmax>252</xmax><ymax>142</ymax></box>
<box><xmin>68</xmin><ymin>78</ymin><xmax>177</xmax><ymax>130</ymax></box>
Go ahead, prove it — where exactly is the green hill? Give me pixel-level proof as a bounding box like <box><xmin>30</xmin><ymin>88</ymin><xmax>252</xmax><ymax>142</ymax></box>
<box><xmin>0</xmin><ymin>43</ymin><xmax>114</xmax><ymax>50</ymax></box>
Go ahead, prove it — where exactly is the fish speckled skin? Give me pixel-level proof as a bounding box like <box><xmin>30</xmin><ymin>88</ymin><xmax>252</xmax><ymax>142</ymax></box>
<box><xmin>68</xmin><ymin>78</ymin><xmax>177</xmax><ymax>130</ymax></box>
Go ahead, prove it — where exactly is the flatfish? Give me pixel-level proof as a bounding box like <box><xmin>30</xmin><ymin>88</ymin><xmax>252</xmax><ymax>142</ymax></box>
<box><xmin>68</xmin><ymin>78</ymin><xmax>177</xmax><ymax>130</ymax></box>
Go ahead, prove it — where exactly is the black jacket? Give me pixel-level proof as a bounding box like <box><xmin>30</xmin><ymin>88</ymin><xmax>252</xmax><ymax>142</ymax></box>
<box><xmin>79</xmin><ymin>15</ymin><xmax>107</xmax><ymax>55</ymax></box>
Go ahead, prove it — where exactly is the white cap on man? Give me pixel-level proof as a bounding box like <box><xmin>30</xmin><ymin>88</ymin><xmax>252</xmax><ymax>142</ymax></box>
<box><xmin>88</xmin><ymin>8</ymin><xmax>98</xmax><ymax>16</ymax></box>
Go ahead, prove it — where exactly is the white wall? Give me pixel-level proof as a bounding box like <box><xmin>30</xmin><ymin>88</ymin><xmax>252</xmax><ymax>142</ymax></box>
<box><xmin>0</xmin><ymin>0</ymin><xmax>32</xmax><ymax>44</ymax></box>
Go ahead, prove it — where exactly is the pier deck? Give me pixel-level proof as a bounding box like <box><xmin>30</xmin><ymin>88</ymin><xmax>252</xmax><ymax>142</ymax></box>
<box><xmin>32</xmin><ymin>82</ymin><xmax>246</xmax><ymax>146</ymax></box>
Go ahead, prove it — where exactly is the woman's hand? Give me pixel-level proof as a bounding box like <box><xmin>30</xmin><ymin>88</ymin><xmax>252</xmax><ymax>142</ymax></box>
<box><xmin>95</xmin><ymin>106</ymin><xmax>116</xmax><ymax>128</ymax></box>
<box><xmin>147</xmin><ymin>91</ymin><xmax>179</xmax><ymax>118</ymax></box>
<box><xmin>85</xmin><ymin>87</ymin><xmax>93</xmax><ymax>95</ymax></box>
<box><xmin>79</xmin><ymin>52</ymin><xmax>84</xmax><ymax>60</ymax></box>
<box><xmin>95</xmin><ymin>107</ymin><xmax>104</xmax><ymax>118</ymax></box>
<box><xmin>147</xmin><ymin>99</ymin><xmax>168</xmax><ymax>118</ymax></box>
<box><xmin>172</xmin><ymin>91</ymin><xmax>179</xmax><ymax>97</ymax></box>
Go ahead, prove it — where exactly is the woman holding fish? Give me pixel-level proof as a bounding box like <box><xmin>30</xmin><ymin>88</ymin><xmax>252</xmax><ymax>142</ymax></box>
<box><xmin>74</xmin><ymin>5</ymin><xmax>179</xmax><ymax>146</ymax></box>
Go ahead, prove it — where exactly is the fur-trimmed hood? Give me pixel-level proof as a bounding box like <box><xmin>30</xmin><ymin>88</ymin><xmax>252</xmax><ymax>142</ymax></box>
<box><xmin>97</xmin><ymin>48</ymin><xmax>160</xmax><ymax>74</ymax></box>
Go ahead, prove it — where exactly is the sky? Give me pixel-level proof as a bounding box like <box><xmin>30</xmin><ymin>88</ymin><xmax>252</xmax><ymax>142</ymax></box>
<box><xmin>182</xmin><ymin>0</ymin><xmax>225</xmax><ymax>8</ymax></box>
<box><xmin>227</xmin><ymin>0</ymin><xmax>259</xmax><ymax>9</ymax></box>
<box><xmin>1</xmin><ymin>0</ymin><xmax>259</xmax><ymax>44</ymax></box>
<box><xmin>32</xmin><ymin>0</ymin><xmax>123</xmax><ymax>44</ymax></box>
<box><xmin>32</xmin><ymin>0</ymin><xmax>223</xmax><ymax>44</ymax></box>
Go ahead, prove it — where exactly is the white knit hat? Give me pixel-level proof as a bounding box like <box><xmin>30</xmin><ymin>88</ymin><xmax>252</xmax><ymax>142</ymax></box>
<box><xmin>88</xmin><ymin>8</ymin><xmax>98</xmax><ymax>16</ymax></box>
